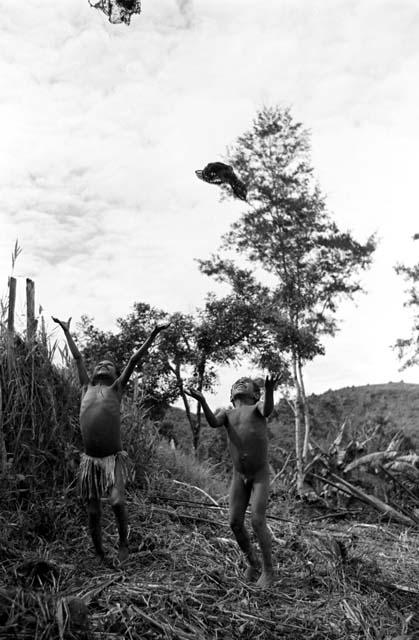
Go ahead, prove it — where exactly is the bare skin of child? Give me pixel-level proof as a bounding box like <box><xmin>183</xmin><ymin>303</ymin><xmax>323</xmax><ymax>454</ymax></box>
<box><xmin>185</xmin><ymin>374</ymin><xmax>279</xmax><ymax>588</ymax></box>
<box><xmin>52</xmin><ymin>316</ymin><xmax>168</xmax><ymax>562</ymax></box>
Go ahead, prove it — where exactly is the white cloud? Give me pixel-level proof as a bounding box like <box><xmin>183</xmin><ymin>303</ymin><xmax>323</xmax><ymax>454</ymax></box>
<box><xmin>1</xmin><ymin>0</ymin><xmax>419</xmax><ymax>405</ymax></box>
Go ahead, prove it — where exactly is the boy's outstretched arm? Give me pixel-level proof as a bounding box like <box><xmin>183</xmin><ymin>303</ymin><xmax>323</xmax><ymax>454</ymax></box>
<box><xmin>118</xmin><ymin>322</ymin><xmax>169</xmax><ymax>390</ymax></box>
<box><xmin>259</xmin><ymin>373</ymin><xmax>281</xmax><ymax>417</ymax></box>
<box><xmin>52</xmin><ymin>316</ymin><xmax>89</xmax><ymax>387</ymax></box>
<box><xmin>184</xmin><ymin>388</ymin><xmax>226</xmax><ymax>428</ymax></box>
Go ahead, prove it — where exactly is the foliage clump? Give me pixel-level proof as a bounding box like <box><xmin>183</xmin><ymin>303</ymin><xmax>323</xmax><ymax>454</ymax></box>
<box><xmin>0</xmin><ymin>333</ymin><xmax>80</xmax><ymax>500</ymax></box>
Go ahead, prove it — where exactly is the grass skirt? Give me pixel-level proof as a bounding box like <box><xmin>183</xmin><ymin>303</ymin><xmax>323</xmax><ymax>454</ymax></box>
<box><xmin>79</xmin><ymin>451</ymin><xmax>129</xmax><ymax>501</ymax></box>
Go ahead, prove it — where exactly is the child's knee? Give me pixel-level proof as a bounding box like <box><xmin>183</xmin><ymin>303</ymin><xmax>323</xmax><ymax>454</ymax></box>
<box><xmin>229</xmin><ymin>515</ymin><xmax>245</xmax><ymax>533</ymax></box>
<box><xmin>251</xmin><ymin>512</ymin><xmax>266</xmax><ymax>532</ymax></box>
<box><xmin>109</xmin><ymin>487</ymin><xmax>125</xmax><ymax>507</ymax></box>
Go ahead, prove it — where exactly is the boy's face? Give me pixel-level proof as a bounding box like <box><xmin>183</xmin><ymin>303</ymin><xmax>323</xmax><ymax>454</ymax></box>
<box><xmin>92</xmin><ymin>360</ymin><xmax>117</xmax><ymax>382</ymax></box>
<box><xmin>230</xmin><ymin>377</ymin><xmax>260</xmax><ymax>404</ymax></box>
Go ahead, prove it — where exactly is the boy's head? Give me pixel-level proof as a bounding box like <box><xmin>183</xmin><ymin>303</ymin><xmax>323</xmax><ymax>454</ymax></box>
<box><xmin>230</xmin><ymin>377</ymin><xmax>261</xmax><ymax>405</ymax></box>
<box><xmin>91</xmin><ymin>359</ymin><xmax>120</xmax><ymax>384</ymax></box>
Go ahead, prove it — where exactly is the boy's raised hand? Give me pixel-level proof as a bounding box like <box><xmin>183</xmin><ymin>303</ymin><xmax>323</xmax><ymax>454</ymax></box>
<box><xmin>51</xmin><ymin>316</ymin><xmax>72</xmax><ymax>333</ymax></box>
<box><xmin>153</xmin><ymin>321</ymin><xmax>170</xmax><ymax>335</ymax></box>
<box><xmin>264</xmin><ymin>373</ymin><xmax>281</xmax><ymax>392</ymax></box>
<box><xmin>184</xmin><ymin>387</ymin><xmax>204</xmax><ymax>402</ymax></box>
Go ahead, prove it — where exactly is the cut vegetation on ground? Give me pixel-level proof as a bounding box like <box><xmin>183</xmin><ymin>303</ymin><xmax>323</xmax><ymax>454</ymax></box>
<box><xmin>2</xmin><ymin>450</ymin><xmax>419</xmax><ymax>640</ymax></box>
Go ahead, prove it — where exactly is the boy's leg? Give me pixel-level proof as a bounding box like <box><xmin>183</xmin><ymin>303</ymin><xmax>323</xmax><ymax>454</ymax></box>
<box><xmin>251</xmin><ymin>467</ymin><xmax>274</xmax><ymax>588</ymax></box>
<box><xmin>109</xmin><ymin>457</ymin><xmax>128</xmax><ymax>561</ymax></box>
<box><xmin>87</xmin><ymin>498</ymin><xmax>105</xmax><ymax>559</ymax></box>
<box><xmin>229</xmin><ymin>470</ymin><xmax>260</xmax><ymax>580</ymax></box>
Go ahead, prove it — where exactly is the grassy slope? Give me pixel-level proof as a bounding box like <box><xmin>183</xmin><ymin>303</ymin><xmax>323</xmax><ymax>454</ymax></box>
<box><xmin>2</xmin><ymin>453</ymin><xmax>419</xmax><ymax>639</ymax></box>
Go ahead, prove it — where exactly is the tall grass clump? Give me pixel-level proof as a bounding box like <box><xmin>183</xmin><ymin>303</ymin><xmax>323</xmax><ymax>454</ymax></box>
<box><xmin>0</xmin><ymin>330</ymin><xmax>81</xmax><ymax>506</ymax></box>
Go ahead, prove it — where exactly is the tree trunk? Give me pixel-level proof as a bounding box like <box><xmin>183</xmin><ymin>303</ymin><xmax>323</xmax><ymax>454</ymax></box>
<box><xmin>177</xmin><ymin>402</ymin><xmax>199</xmax><ymax>450</ymax></box>
<box><xmin>291</xmin><ymin>353</ymin><xmax>305</xmax><ymax>493</ymax></box>
<box><xmin>195</xmin><ymin>358</ymin><xmax>206</xmax><ymax>443</ymax></box>
<box><xmin>297</xmin><ymin>357</ymin><xmax>311</xmax><ymax>462</ymax></box>
<box><xmin>168</xmin><ymin>362</ymin><xmax>199</xmax><ymax>451</ymax></box>
<box><xmin>178</xmin><ymin>385</ymin><xmax>198</xmax><ymax>449</ymax></box>
<box><xmin>196</xmin><ymin>402</ymin><xmax>202</xmax><ymax>437</ymax></box>
<box><xmin>171</xmin><ymin>361</ymin><xmax>199</xmax><ymax>451</ymax></box>
<box><xmin>192</xmin><ymin>426</ymin><xmax>200</xmax><ymax>451</ymax></box>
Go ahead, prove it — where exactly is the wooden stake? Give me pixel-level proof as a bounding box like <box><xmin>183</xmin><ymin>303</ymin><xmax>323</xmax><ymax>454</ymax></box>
<box><xmin>7</xmin><ymin>277</ymin><xmax>16</xmax><ymax>369</ymax></box>
<box><xmin>26</xmin><ymin>278</ymin><xmax>37</xmax><ymax>343</ymax></box>
<box><xmin>7</xmin><ymin>277</ymin><xmax>16</xmax><ymax>334</ymax></box>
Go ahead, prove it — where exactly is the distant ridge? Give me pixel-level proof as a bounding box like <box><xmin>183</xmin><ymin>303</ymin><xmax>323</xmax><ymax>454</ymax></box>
<box><xmin>270</xmin><ymin>381</ymin><xmax>419</xmax><ymax>447</ymax></box>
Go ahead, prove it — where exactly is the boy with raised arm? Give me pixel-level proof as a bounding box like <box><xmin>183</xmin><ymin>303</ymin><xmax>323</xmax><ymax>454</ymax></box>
<box><xmin>52</xmin><ymin>316</ymin><xmax>168</xmax><ymax>562</ymax></box>
<box><xmin>186</xmin><ymin>374</ymin><xmax>279</xmax><ymax>588</ymax></box>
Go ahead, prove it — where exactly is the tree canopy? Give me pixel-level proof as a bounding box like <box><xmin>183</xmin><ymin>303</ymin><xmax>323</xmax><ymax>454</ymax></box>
<box><xmin>198</xmin><ymin>105</ymin><xmax>376</xmax><ymax>488</ymax></box>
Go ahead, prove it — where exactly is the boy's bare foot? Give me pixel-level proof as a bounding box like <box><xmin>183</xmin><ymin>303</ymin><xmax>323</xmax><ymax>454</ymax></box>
<box><xmin>117</xmin><ymin>544</ymin><xmax>129</xmax><ymax>563</ymax></box>
<box><xmin>244</xmin><ymin>564</ymin><xmax>260</xmax><ymax>582</ymax></box>
<box><xmin>88</xmin><ymin>550</ymin><xmax>110</xmax><ymax>571</ymax></box>
<box><xmin>94</xmin><ymin>547</ymin><xmax>106</xmax><ymax>561</ymax></box>
<box><xmin>256</xmin><ymin>570</ymin><xmax>275</xmax><ymax>589</ymax></box>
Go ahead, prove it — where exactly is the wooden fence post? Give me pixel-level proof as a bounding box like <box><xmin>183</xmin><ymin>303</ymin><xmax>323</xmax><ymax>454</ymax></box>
<box><xmin>26</xmin><ymin>278</ymin><xmax>37</xmax><ymax>343</ymax></box>
<box><xmin>7</xmin><ymin>277</ymin><xmax>16</xmax><ymax>369</ymax></box>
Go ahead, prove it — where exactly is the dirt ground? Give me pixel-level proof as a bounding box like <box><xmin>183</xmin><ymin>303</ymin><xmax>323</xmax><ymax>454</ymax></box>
<box><xmin>1</xmin><ymin>481</ymin><xmax>419</xmax><ymax>640</ymax></box>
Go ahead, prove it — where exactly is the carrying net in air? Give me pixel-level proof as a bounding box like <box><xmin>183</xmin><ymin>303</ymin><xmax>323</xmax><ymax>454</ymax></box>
<box><xmin>89</xmin><ymin>0</ymin><xmax>141</xmax><ymax>25</ymax></box>
<box><xmin>195</xmin><ymin>162</ymin><xmax>248</xmax><ymax>201</ymax></box>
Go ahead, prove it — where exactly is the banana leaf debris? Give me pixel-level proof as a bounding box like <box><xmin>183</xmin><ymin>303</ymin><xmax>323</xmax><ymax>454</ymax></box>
<box><xmin>304</xmin><ymin>423</ymin><xmax>419</xmax><ymax>527</ymax></box>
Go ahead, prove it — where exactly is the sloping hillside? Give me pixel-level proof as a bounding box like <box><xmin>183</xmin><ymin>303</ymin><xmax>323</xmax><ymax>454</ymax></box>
<box><xmin>269</xmin><ymin>381</ymin><xmax>419</xmax><ymax>449</ymax></box>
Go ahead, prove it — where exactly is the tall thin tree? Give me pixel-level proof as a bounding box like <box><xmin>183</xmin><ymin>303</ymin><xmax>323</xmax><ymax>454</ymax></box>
<box><xmin>199</xmin><ymin>106</ymin><xmax>376</xmax><ymax>491</ymax></box>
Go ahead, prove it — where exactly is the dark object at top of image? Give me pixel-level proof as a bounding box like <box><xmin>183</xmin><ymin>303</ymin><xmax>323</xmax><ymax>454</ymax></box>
<box><xmin>88</xmin><ymin>0</ymin><xmax>141</xmax><ymax>25</ymax></box>
<box><xmin>196</xmin><ymin>162</ymin><xmax>248</xmax><ymax>201</ymax></box>
<box><xmin>117</xmin><ymin>0</ymin><xmax>136</xmax><ymax>9</ymax></box>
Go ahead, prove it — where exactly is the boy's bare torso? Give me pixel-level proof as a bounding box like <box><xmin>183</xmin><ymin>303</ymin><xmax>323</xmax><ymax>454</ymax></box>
<box><xmin>80</xmin><ymin>383</ymin><xmax>123</xmax><ymax>457</ymax></box>
<box><xmin>225</xmin><ymin>404</ymin><xmax>268</xmax><ymax>478</ymax></box>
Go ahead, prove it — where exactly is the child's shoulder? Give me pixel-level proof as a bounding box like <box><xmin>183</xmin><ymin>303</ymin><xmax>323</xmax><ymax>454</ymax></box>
<box><xmin>215</xmin><ymin>406</ymin><xmax>231</xmax><ymax>418</ymax></box>
<box><xmin>215</xmin><ymin>406</ymin><xmax>233</xmax><ymax>423</ymax></box>
<box><xmin>215</xmin><ymin>404</ymin><xmax>230</xmax><ymax>413</ymax></box>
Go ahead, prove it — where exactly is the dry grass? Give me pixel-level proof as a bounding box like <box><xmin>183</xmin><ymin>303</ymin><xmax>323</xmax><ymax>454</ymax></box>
<box><xmin>1</xmin><ymin>472</ymin><xmax>419</xmax><ymax>640</ymax></box>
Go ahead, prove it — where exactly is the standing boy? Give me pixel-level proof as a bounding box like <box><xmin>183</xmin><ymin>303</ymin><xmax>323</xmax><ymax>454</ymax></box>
<box><xmin>186</xmin><ymin>374</ymin><xmax>279</xmax><ymax>588</ymax></box>
<box><xmin>52</xmin><ymin>316</ymin><xmax>167</xmax><ymax>561</ymax></box>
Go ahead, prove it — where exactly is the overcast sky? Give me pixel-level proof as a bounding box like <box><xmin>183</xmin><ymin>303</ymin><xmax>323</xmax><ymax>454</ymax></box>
<box><xmin>1</xmin><ymin>0</ymin><xmax>419</xmax><ymax>406</ymax></box>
